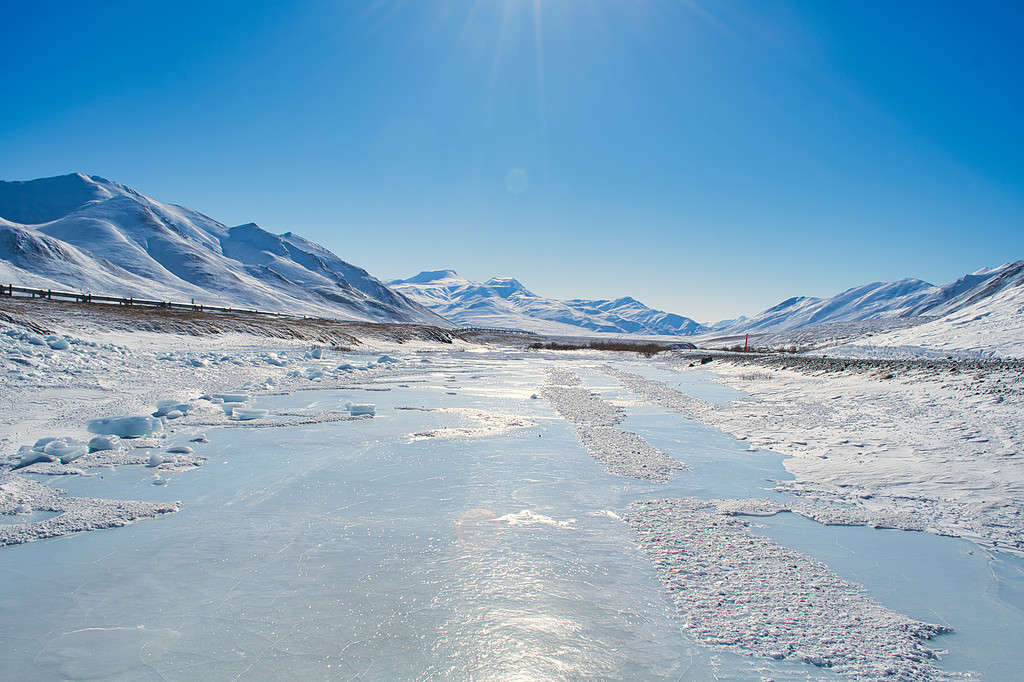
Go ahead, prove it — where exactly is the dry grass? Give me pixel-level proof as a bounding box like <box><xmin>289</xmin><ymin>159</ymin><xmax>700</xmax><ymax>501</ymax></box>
<box><xmin>529</xmin><ymin>340</ymin><xmax>668</xmax><ymax>357</ymax></box>
<box><xmin>0</xmin><ymin>297</ymin><xmax>461</xmax><ymax>345</ymax></box>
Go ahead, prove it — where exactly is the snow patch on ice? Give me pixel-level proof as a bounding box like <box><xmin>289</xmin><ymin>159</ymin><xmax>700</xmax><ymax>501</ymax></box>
<box><xmin>626</xmin><ymin>498</ymin><xmax>958</xmax><ymax>679</ymax></box>
<box><xmin>495</xmin><ymin>509</ymin><xmax>576</xmax><ymax>529</ymax></box>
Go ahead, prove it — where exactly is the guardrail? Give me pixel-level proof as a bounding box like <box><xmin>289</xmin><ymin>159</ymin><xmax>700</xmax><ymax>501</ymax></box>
<box><xmin>1</xmin><ymin>283</ymin><xmax>266</xmax><ymax>316</ymax></box>
<box><xmin>453</xmin><ymin>326</ymin><xmax>540</xmax><ymax>336</ymax></box>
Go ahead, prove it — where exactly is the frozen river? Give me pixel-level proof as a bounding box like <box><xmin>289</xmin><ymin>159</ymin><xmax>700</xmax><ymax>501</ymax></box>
<box><xmin>1</xmin><ymin>354</ymin><xmax>1022</xmax><ymax>680</ymax></box>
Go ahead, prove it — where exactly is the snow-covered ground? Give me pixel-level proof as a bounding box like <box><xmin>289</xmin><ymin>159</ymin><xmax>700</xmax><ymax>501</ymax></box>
<box><xmin>654</xmin><ymin>353</ymin><xmax>1024</xmax><ymax>555</ymax></box>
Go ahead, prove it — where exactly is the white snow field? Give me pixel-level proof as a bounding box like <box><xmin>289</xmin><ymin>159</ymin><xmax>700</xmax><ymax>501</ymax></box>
<box><xmin>1</xmin><ymin>307</ymin><xmax>1023</xmax><ymax>679</ymax></box>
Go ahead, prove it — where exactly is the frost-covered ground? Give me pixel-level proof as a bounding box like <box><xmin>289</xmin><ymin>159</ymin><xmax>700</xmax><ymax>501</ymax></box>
<box><xmin>1</xmin><ymin>307</ymin><xmax>1022</xmax><ymax>679</ymax></box>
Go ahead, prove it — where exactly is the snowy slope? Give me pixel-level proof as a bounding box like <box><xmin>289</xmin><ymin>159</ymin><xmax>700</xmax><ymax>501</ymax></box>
<box><xmin>721</xmin><ymin>279</ymin><xmax>938</xmax><ymax>334</ymax></box>
<box><xmin>0</xmin><ymin>173</ymin><xmax>446</xmax><ymax>325</ymax></box>
<box><xmin>704</xmin><ymin>261</ymin><xmax>1024</xmax><ymax>357</ymax></box>
<box><xmin>717</xmin><ymin>262</ymin><xmax>1024</xmax><ymax>337</ymax></box>
<box><xmin>900</xmin><ymin>261</ymin><xmax>1024</xmax><ymax>317</ymax></box>
<box><xmin>841</xmin><ymin>262</ymin><xmax>1024</xmax><ymax>357</ymax></box>
<box><xmin>390</xmin><ymin>270</ymin><xmax>706</xmax><ymax>336</ymax></box>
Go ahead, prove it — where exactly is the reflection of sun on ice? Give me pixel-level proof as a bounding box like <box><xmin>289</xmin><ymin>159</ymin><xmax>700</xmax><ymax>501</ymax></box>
<box><xmin>408</xmin><ymin>408</ymin><xmax>534</xmax><ymax>441</ymax></box>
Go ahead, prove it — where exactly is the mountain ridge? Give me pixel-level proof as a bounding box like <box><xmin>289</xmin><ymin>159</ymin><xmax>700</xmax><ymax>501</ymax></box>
<box><xmin>0</xmin><ymin>173</ymin><xmax>446</xmax><ymax>325</ymax></box>
<box><xmin>389</xmin><ymin>270</ymin><xmax>707</xmax><ymax>336</ymax></box>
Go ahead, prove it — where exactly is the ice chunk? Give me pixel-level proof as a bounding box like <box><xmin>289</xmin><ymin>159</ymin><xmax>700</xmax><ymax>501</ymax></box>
<box><xmin>231</xmin><ymin>407</ymin><xmax>269</xmax><ymax>421</ymax></box>
<box><xmin>26</xmin><ymin>335</ymin><xmax>45</xmax><ymax>346</ymax></box>
<box><xmin>33</xmin><ymin>436</ymin><xmax>58</xmax><ymax>449</ymax></box>
<box><xmin>377</xmin><ymin>355</ymin><xmax>399</xmax><ymax>364</ymax></box>
<box><xmin>165</xmin><ymin>410</ymin><xmax>183</xmax><ymax>420</ymax></box>
<box><xmin>88</xmin><ymin>415</ymin><xmax>163</xmax><ymax>438</ymax></box>
<box><xmin>211</xmin><ymin>393</ymin><xmax>248</xmax><ymax>403</ymax></box>
<box><xmin>264</xmin><ymin>353</ymin><xmax>288</xmax><ymax>366</ymax></box>
<box><xmin>147</xmin><ymin>452</ymin><xmax>164</xmax><ymax>467</ymax></box>
<box><xmin>166</xmin><ymin>445</ymin><xmax>194</xmax><ymax>454</ymax></box>
<box><xmin>43</xmin><ymin>438</ymin><xmax>88</xmax><ymax>464</ymax></box>
<box><xmin>88</xmin><ymin>435</ymin><xmax>120</xmax><ymax>452</ymax></box>
<box><xmin>45</xmin><ymin>335</ymin><xmax>69</xmax><ymax>350</ymax></box>
<box><xmin>13</xmin><ymin>446</ymin><xmax>57</xmax><ymax>470</ymax></box>
<box><xmin>337</xmin><ymin>363</ymin><xmax>355</xmax><ymax>371</ymax></box>
<box><xmin>306</xmin><ymin>367</ymin><xmax>324</xmax><ymax>379</ymax></box>
<box><xmin>154</xmin><ymin>400</ymin><xmax>191</xmax><ymax>417</ymax></box>
<box><xmin>345</xmin><ymin>402</ymin><xmax>376</xmax><ymax>416</ymax></box>
<box><xmin>190</xmin><ymin>434</ymin><xmax>208</xmax><ymax>443</ymax></box>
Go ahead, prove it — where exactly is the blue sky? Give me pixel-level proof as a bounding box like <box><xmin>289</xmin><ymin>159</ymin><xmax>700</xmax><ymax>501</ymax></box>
<box><xmin>2</xmin><ymin>1</ymin><xmax>1022</xmax><ymax>322</ymax></box>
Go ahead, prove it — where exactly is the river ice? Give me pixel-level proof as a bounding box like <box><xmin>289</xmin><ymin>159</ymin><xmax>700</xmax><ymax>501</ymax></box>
<box><xmin>0</xmin><ymin>341</ymin><xmax>1022</xmax><ymax>679</ymax></box>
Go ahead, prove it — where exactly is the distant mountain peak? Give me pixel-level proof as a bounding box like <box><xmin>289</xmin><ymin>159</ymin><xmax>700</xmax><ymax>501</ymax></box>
<box><xmin>483</xmin><ymin>276</ymin><xmax>531</xmax><ymax>297</ymax></box>
<box><xmin>391</xmin><ymin>271</ymin><xmax>706</xmax><ymax>336</ymax></box>
<box><xmin>395</xmin><ymin>270</ymin><xmax>461</xmax><ymax>284</ymax></box>
<box><xmin>0</xmin><ymin>172</ymin><xmax>119</xmax><ymax>224</ymax></box>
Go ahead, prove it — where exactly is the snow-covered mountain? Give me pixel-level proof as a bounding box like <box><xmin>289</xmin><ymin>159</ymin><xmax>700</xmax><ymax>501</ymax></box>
<box><xmin>389</xmin><ymin>270</ymin><xmax>707</xmax><ymax>336</ymax></box>
<box><xmin>718</xmin><ymin>279</ymin><xmax>938</xmax><ymax>334</ymax></box>
<box><xmin>0</xmin><ymin>173</ymin><xmax>446</xmax><ymax>325</ymax></box>
<box><xmin>846</xmin><ymin>262</ymin><xmax>1024</xmax><ymax>357</ymax></box>
<box><xmin>899</xmin><ymin>261</ymin><xmax>1024</xmax><ymax>318</ymax></box>
<box><xmin>708</xmin><ymin>261</ymin><xmax>1024</xmax><ymax>356</ymax></box>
